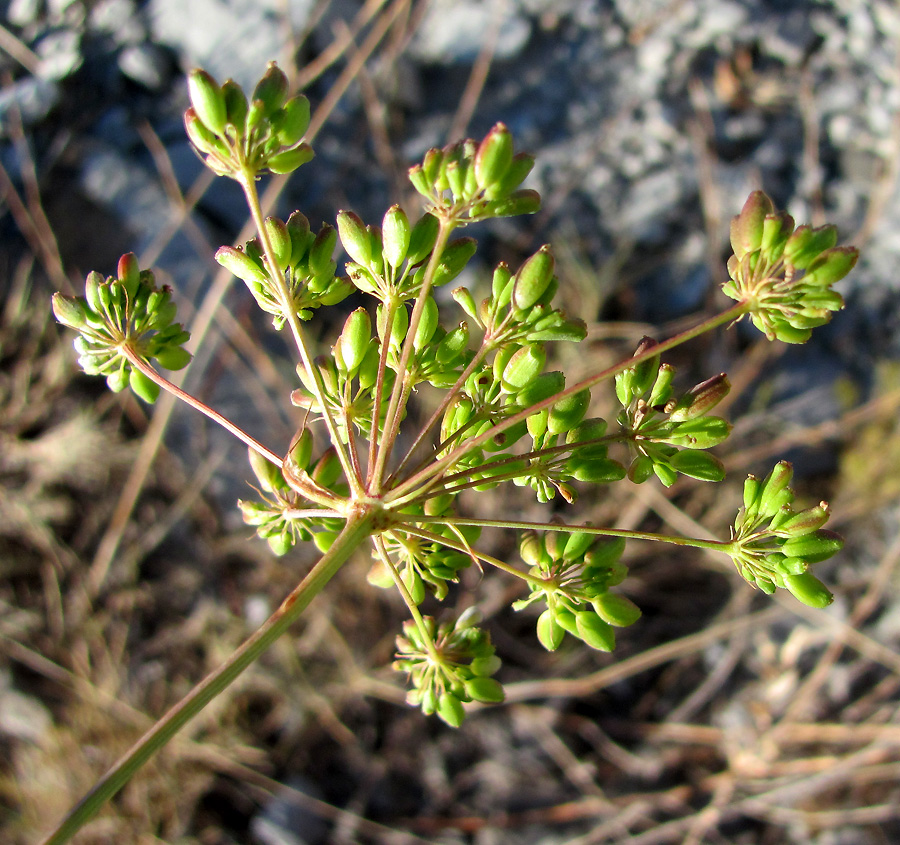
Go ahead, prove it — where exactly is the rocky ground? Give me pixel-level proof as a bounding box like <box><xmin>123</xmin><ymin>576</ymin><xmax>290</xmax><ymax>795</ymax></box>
<box><xmin>3</xmin><ymin>1</ymin><xmax>900</xmax><ymax>843</ymax></box>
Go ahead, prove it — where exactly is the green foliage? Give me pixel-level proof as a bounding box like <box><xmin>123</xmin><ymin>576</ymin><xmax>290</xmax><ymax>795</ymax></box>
<box><xmin>48</xmin><ymin>65</ymin><xmax>861</xmax><ymax>839</ymax></box>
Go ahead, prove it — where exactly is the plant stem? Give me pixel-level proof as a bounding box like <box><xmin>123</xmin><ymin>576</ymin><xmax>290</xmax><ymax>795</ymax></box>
<box><xmin>387</xmin><ymin>301</ymin><xmax>750</xmax><ymax>502</ymax></box>
<box><xmin>122</xmin><ymin>346</ymin><xmax>280</xmax><ymax>465</ymax></box>
<box><xmin>366</xmin><ymin>297</ymin><xmax>399</xmax><ymax>488</ymax></box>
<box><xmin>373</xmin><ymin>535</ymin><xmax>443</xmax><ymax>664</ymax></box>
<box><xmin>236</xmin><ymin>169</ymin><xmax>363</xmax><ymax>497</ymax></box>
<box><xmin>39</xmin><ymin>510</ymin><xmax>377</xmax><ymax>845</ymax></box>
<box><xmin>371</xmin><ymin>218</ymin><xmax>455</xmax><ymax>491</ymax></box>
<box><xmin>405</xmin><ymin>514</ymin><xmax>727</xmax><ymax>552</ymax></box>
<box><xmin>388</xmin><ymin>339</ymin><xmax>491</xmax><ymax>484</ymax></box>
<box><xmin>395</xmin><ymin>523</ymin><xmax>545</xmax><ymax>586</ymax></box>
<box><xmin>121</xmin><ymin>347</ymin><xmax>337</xmax><ymax>509</ymax></box>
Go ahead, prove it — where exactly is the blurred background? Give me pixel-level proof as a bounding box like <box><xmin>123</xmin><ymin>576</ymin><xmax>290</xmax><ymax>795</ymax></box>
<box><xmin>3</xmin><ymin>0</ymin><xmax>900</xmax><ymax>842</ymax></box>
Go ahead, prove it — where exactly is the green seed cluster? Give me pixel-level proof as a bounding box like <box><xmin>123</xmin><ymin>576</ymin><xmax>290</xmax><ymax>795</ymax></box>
<box><xmin>723</xmin><ymin>191</ymin><xmax>859</xmax><ymax>343</ymax></box>
<box><xmin>216</xmin><ymin>212</ymin><xmax>352</xmax><ymax>328</ymax></box>
<box><xmin>393</xmin><ymin>610</ymin><xmax>504</xmax><ymax>727</ymax></box>
<box><xmin>615</xmin><ymin>338</ymin><xmax>732</xmax><ymax>487</ymax></box>
<box><xmin>239</xmin><ymin>432</ymin><xmax>345</xmax><ymax>556</ymax></box>
<box><xmin>408</xmin><ymin>123</ymin><xmax>539</xmax><ymax>223</ymax></box>
<box><xmin>51</xmin><ymin>253</ymin><xmax>191</xmax><ymax>403</ymax></box>
<box><xmin>338</xmin><ymin>207</ymin><xmax>474</xmax><ymax>302</ymax></box>
<box><xmin>728</xmin><ymin>461</ymin><xmax>843</xmax><ymax>606</ymax></box>
<box><xmin>290</xmin><ymin>309</ymin><xmax>396</xmax><ymax>444</ymax></box>
<box><xmin>368</xmin><ymin>509</ymin><xmax>480</xmax><ymax>602</ymax></box>
<box><xmin>185</xmin><ymin>63</ymin><xmax>313</xmax><ymax>178</ymax></box>
<box><xmin>452</xmin><ymin>247</ymin><xmax>587</xmax><ymax>347</ymax></box>
<box><xmin>513</xmin><ymin>531</ymin><xmax>640</xmax><ymax>652</ymax></box>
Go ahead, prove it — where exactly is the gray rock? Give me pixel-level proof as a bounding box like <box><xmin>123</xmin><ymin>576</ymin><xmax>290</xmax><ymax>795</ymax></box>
<box><xmin>408</xmin><ymin>0</ymin><xmax>532</xmax><ymax>64</ymax></box>
<box><xmin>0</xmin><ymin>77</ymin><xmax>60</xmax><ymax>135</ymax></box>
<box><xmin>147</xmin><ymin>0</ymin><xmax>316</xmax><ymax>90</ymax></box>
<box><xmin>7</xmin><ymin>0</ymin><xmax>42</xmax><ymax>28</ymax></box>
<box><xmin>89</xmin><ymin>0</ymin><xmax>147</xmax><ymax>45</ymax></box>
<box><xmin>35</xmin><ymin>29</ymin><xmax>82</xmax><ymax>81</ymax></box>
<box><xmin>118</xmin><ymin>43</ymin><xmax>171</xmax><ymax>90</ymax></box>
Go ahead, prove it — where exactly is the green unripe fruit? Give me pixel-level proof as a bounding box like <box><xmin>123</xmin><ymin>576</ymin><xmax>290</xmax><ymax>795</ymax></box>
<box><xmin>783</xmin><ymin>571</ymin><xmax>834</xmax><ymax>608</ymax></box>
<box><xmin>730</xmin><ymin>190</ymin><xmax>773</xmax><ymax>260</ymax></box>
<box><xmin>781</xmin><ymin>529</ymin><xmax>844</xmax><ymax>563</ymax></box>
<box><xmin>264</xmin><ymin>217</ymin><xmax>292</xmax><ymax>268</ymax></box>
<box><xmin>335</xmin><ymin>308</ymin><xmax>371</xmax><ymax>376</ymax></box>
<box><xmin>485</xmin><ymin>189</ymin><xmax>541</xmax><ymax>218</ymax></box>
<box><xmin>51</xmin><ymin>293</ymin><xmax>89</xmax><ymax>330</ymax></box>
<box><xmin>266</xmin><ymin>143</ymin><xmax>314</xmax><ymax>174</ymax></box>
<box><xmin>464</xmin><ymin>676</ymin><xmax>504</xmax><ymax>703</ymax></box>
<box><xmin>309</xmin><ymin>224</ymin><xmax>337</xmax><ymax>277</ymax></box>
<box><xmin>513</xmin><ymin>245</ymin><xmax>554</xmax><ymax>311</ymax></box>
<box><xmin>474</xmin><ymin>122</ymin><xmax>513</xmax><ymax>190</ymax></box>
<box><xmin>517</xmin><ymin>370</ymin><xmax>565</xmax><ymax>407</ymax></box>
<box><xmin>382</xmin><ymin>204</ymin><xmax>411</xmax><ymax>268</ymax></box>
<box><xmin>669</xmin><ymin>450</ymin><xmax>725</xmax><ymax>482</ymax></box>
<box><xmin>575</xmin><ymin>611</ymin><xmax>615</xmax><ymax>651</ymax></box>
<box><xmin>248</xmin><ymin>447</ymin><xmax>283</xmax><ymax>492</ymax></box>
<box><xmin>337</xmin><ymin>210</ymin><xmax>371</xmax><ymax>266</ymax></box>
<box><xmin>536</xmin><ymin>609</ymin><xmax>565</xmax><ymax>651</ymax></box>
<box><xmin>129</xmin><ymin>368</ymin><xmax>159</xmax><ymax>403</ymax></box>
<box><xmin>783</xmin><ymin>224</ymin><xmax>837</xmax><ymax>269</ymax></box>
<box><xmin>288</xmin><ymin>428</ymin><xmax>314</xmax><ymax>470</ymax></box>
<box><xmin>188</xmin><ymin>69</ymin><xmax>228</xmax><ymax>136</ymax></box>
<box><xmin>501</xmin><ymin>344</ymin><xmax>546</xmax><ymax>392</ymax></box>
<box><xmin>311</xmin><ymin>447</ymin><xmax>342</xmax><ymax>488</ymax></box>
<box><xmin>154</xmin><ymin>347</ymin><xmax>192</xmax><ymax>371</ymax></box>
<box><xmin>778</xmin><ymin>503</ymin><xmax>831</xmax><ymax>537</ymax></box>
<box><xmin>221</xmin><ymin>79</ymin><xmax>248</xmax><ymax>130</ymax></box>
<box><xmin>627</xmin><ymin>454</ymin><xmax>654</xmax><ymax>484</ymax></box>
<box><xmin>759</xmin><ymin>461</ymin><xmax>794</xmax><ymax>517</ymax></box>
<box><xmin>275</xmin><ymin>94</ymin><xmax>310</xmax><ymax>147</ymax></box>
<box><xmin>484</xmin><ymin>151</ymin><xmax>534</xmax><ymax>200</ymax></box>
<box><xmin>432</xmin><ymin>238</ymin><xmax>477</xmax><ymax>286</ymax></box>
<box><xmin>437</xmin><ymin>692</ymin><xmax>465</xmax><ymax>727</ymax></box>
<box><xmin>592</xmin><ymin>592</ymin><xmax>642</xmax><ymax>627</ymax></box>
<box><xmin>669</xmin><ymin>373</ymin><xmax>730</xmax><ymax>421</ymax></box>
<box><xmin>251</xmin><ymin>62</ymin><xmax>289</xmax><ymax>117</ymax></box>
<box><xmin>413</xmin><ymin>297</ymin><xmax>440</xmax><ymax>352</ymax></box>
<box><xmin>215</xmin><ymin>246</ymin><xmax>269</xmax><ymax>285</ymax></box>
<box><xmin>548</xmin><ymin>389</ymin><xmax>590</xmax><ymax>435</ymax></box>
<box><xmin>562</xmin><ymin>530</ymin><xmax>594</xmax><ymax>562</ymax></box>
<box><xmin>117</xmin><ymin>252</ymin><xmax>141</xmax><ymax>300</ymax></box>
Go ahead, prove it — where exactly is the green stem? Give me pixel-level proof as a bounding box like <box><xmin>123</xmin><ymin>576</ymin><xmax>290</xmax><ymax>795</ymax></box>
<box><xmin>371</xmin><ymin>218</ymin><xmax>455</xmax><ymax>491</ymax></box>
<box><xmin>366</xmin><ymin>297</ymin><xmax>399</xmax><ymax>488</ymax></box>
<box><xmin>403</xmin><ymin>515</ymin><xmax>727</xmax><ymax>552</ymax></box>
<box><xmin>39</xmin><ymin>510</ymin><xmax>377</xmax><ymax>845</ymax></box>
<box><xmin>387</xmin><ymin>301</ymin><xmax>750</xmax><ymax>503</ymax></box>
<box><xmin>236</xmin><ymin>168</ymin><xmax>362</xmax><ymax>497</ymax></box>
<box><xmin>395</xmin><ymin>523</ymin><xmax>545</xmax><ymax>586</ymax></box>
<box><xmin>373</xmin><ymin>535</ymin><xmax>443</xmax><ymax>665</ymax></box>
<box><xmin>388</xmin><ymin>339</ymin><xmax>491</xmax><ymax>484</ymax></box>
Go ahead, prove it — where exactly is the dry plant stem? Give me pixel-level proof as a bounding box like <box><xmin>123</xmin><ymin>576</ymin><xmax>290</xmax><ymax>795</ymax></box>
<box><xmin>121</xmin><ymin>346</ymin><xmax>281</xmax><ymax>467</ymax></box>
<box><xmin>388</xmin><ymin>300</ymin><xmax>751</xmax><ymax>503</ymax></box>
<box><xmin>39</xmin><ymin>509</ymin><xmax>377</xmax><ymax>845</ymax></box>
<box><xmin>370</xmin><ymin>217</ymin><xmax>455</xmax><ymax>491</ymax></box>
<box><xmin>235</xmin><ymin>168</ymin><xmax>363</xmax><ymax>496</ymax></box>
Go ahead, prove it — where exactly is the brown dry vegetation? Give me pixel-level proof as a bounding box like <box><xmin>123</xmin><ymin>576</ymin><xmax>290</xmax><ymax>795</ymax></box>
<box><xmin>2</xmin><ymin>2</ymin><xmax>900</xmax><ymax>843</ymax></box>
